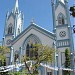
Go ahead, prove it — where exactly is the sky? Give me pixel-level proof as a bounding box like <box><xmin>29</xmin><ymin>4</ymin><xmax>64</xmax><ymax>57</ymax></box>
<box><xmin>0</xmin><ymin>0</ymin><xmax>75</xmax><ymax>48</ymax></box>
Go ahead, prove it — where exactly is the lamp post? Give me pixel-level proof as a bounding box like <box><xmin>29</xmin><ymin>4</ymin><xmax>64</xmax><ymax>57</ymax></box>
<box><xmin>70</xmin><ymin>5</ymin><xmax>75</xmax><ymax>75</ymax></box>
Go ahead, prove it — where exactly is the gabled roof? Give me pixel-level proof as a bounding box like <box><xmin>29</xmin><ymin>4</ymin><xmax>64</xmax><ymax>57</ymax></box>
<box><xmin>55</xmin><ymin>1</ymin><xmax>66</xmax><ymax>10</ymax></box>
<box><xmin>7</xmin><ymin>12</ymin><xmax>15</xmax><ymax>20</ymax></box>
<box><xmin>12</xmin><ymin>23</ymin><xmax>55</xmax><ymax>44</ymax></box>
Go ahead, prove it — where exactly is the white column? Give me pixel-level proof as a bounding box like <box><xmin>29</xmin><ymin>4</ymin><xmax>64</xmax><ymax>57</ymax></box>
<box><xmin>10</xmin><ymin>47</ymin><xmax>14</xmax><ymax>65</ymax></box>
<box><xmin>58</xmin><ymin>50</ymin><xmax>62</xmax><ymax>75</ymax></box>
<box><xmin>19</xmin><ymin>47</ymin><xmax>22</xmax><ymax>63</ymax></box>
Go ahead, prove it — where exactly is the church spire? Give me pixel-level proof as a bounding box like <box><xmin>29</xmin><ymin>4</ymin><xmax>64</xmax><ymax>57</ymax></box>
<box><xmin>14</xmin><ymin>0</ymin><xmax>19</xmax><ymax>14</ymax></box>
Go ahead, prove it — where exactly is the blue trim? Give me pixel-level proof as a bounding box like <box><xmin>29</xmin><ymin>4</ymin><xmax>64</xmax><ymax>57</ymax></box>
<box><xmin>3</xmin><ymin>13</ymin><xmax>7</xmax><ymax>38</ymax></box>
<box><xmin>65</xmin><ymin>1</ymin><xmax>74</xmax><ymax>52</ymax></box>
<box><xmin>21</xmin><ymin>13</ymin><xmax>24</xmax><ymax>31</ymax></box>
<box><xmin>12</xmin><ymin>23</ymin><xmax>55</xmax><ymax>45</ymax></box>
<box><xmin>57</xmin><ymin>45</ymin><xmax>70</xmax><ymax>48</ymax></box>
<box><xmin>38</xmin><ymin>66</ymin><xmax>45</xmax><ymax>75</ymax></box>
<box><xmin>5</xmin><ymin>33</ymin><xmax>14</xmax><ymax>36</ymax></box>
<box><xmin>51</xmin><ymin>1</ymin><xmax>56</xmax><ymax>33</ymax></box>
<box><xmin>31</xmin><ymin>24</ymin><xmax>55</xmax><ymax>36</ymax></box>
<box><xmin>57</xmin><ymin>39</ymin><xmax>69</xmax><ymax>42</ymax></box>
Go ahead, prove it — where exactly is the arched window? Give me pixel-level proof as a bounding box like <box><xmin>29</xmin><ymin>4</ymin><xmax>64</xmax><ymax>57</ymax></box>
<box><xmin>26</xmin><ymin>43</ymin><xmax>38</xmax><ymax>59</ymax></box>
<box><xmin>26</xmin><ymin>43</ymin><xmax>34</xmax><ymax>57</ymax></box>
<box><xmin>58</xmin><ymin>13</ymin><xmax>65</xmax><ymax>25</ymax></box>
<box><xmin>8</xmin><ymin>25</ymin><xmax>13</xmax><ymax>34</ymax></box>
<box><xmin>26</xmin><ymin>44</ymin><xmax>30</xmax><ymax>57</ymax></box>
<box><xmin>23</xmin><ymin>34</ymin><xmax>41</xmax><ymax>58</ymax></box>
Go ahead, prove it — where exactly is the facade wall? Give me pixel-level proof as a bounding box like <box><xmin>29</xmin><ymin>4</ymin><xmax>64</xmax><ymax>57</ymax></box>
<box><xmin>7</xmin><ymin>15</ymin><xmax>15</xmax><ymax>28</ymax></box>
<box><xmin>12</xmin><ymin>28</ymin><xmax>54</xmax><ymax>54</ymax></box>
<box><xmin>56</xmin><ymin>27</ymin><xmax>69</xmax><ymax>40</ymax></box>
<box><xmin>55</xmin><ymin>4</ymin><xmax>67</xmax><ymax>26</ymax></box>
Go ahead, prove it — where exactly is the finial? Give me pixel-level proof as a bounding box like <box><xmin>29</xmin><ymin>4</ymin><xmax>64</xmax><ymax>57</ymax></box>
<box><xmin>6</xmin><ymin>11</ymin><xmax>9</xmax><ymax>19</ymax></box>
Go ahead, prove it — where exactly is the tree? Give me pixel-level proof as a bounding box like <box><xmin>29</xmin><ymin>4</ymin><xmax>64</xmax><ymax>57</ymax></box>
<box><xmin>64</xmin><ymin>48</ymin><xmax>71</xmax><ymax>75</ymax></box>
<box><xmin>0</xmin><ymin>46</ymin><xmax>10</xmax><ymax>75</ymax></box>
<box><xmin>0</xmin><ymin>46</ymin><xmax>10</xmax><ymax>66</ymax></box>
<box><xmin>22</xmin><ymin>44</ymin><xmax>55</xmax><ymax>75</ymax></box>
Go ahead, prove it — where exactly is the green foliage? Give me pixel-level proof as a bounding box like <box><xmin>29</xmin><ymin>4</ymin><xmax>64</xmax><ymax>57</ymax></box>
<box><xmin>64</xmin><ymin>48</ymin><xmax>71</xmax><ymax>75</ymax></box>
<box><xmin>0</xmin><ymin>46</ymin><xmax>10</xmax><ymax>66</ymax></box>
<box><xmin>65</xmin><ymin>48</ymin><xmax>70</xmax><ymax>68</ymax></box>
<box><xmin>22</xmin><ymin>44</ymin><xmax>55</xmax><ymax>75</ymax></box>
<box><xmin>13</xmin><ymin>72</ymin><xmax>20</xmax><ymax>75</ymax></box>
<box><xmin>0</xmin><ymin>72</ymin><xmax>9</xmax><ymax>75</ymax></box>
<box><xmin>26</xmin><ymin>44</ymin><xmax>55</xmax><ymax>62</ymax></box>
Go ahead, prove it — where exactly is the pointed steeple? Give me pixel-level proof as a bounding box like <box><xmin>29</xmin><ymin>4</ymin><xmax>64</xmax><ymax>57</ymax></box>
<box><xmin>14</xmin><ymin>0</ymin><xmax>19</xmax><ymax>14</ymax></box>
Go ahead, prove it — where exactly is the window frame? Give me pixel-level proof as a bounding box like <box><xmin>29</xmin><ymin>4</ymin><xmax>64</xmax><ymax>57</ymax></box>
<box><xmin>57</xmin><ymin>13</ymin><xmax>65</xmax><ymax>25</ymax></box>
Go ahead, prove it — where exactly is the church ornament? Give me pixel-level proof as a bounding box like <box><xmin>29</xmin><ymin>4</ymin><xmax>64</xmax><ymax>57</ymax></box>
<box><xmin>6</xmin><ymin>39</ymin><xmax>11</xmax><ymax>45</ymax></box>
<box><xmin>59</xmin><ymin>31</ymin><xmax>66</xmax><ymax>37</ymax></box>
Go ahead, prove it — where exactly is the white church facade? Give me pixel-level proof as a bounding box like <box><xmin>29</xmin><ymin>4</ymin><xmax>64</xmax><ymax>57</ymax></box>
<box><xmin>2</xmin><ymin>0</ymin><xmax>74</xmax><ymax>75</ymax></box>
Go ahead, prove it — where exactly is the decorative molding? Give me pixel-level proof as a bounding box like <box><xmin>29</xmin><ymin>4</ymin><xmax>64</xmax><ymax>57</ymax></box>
<box><xmin>56</xmin><ymin>24</ymin><xmax>68</xmax><ymax>28</ymax></box>
<box><xmin>22</xmin><ymin>34</ymin><xmax>42</xmax><ymax>55</ymax></box>
<box><xmin>12</xmin><ymin>24</ymin><xmax>55</xmax><ymax>45</ymax></box>
<box><xmin>56</xmin><ymin>39</ymin><xmax>70</xmax><ymax>48</ymax></box>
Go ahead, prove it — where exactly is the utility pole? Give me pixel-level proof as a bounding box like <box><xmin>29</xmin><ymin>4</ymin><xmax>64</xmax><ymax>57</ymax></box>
<box><xmin>70</xmin><ymin>5</ymin><xmax>75</xmax><ymax>75</ymax></box>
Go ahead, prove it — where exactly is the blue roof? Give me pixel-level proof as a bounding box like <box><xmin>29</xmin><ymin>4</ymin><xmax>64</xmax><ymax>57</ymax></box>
<box><xmin>12</xmin><ymin>23</ymin><xmax>55</xmax><ymax>44</ymax></box>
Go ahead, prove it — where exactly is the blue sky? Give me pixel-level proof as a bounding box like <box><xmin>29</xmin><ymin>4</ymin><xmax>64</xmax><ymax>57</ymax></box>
<box><xmin>0</xmin><ymin>0</ymin><xmax>75</xmax><ymax>48</ymax></box>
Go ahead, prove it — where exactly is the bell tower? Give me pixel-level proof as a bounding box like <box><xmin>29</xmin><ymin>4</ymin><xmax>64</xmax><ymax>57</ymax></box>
<box><xmin>51</xmin><ymin>0</ymin><xmax>74</xmax><ymax>75</ymax></box>
<box><xmin>3</xmin><ymin>0</ymin><xmax>24</xmax><ymax>46</ymax></box>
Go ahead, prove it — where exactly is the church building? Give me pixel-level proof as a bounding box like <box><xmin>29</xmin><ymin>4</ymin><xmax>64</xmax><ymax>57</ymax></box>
<box><xmin>3</xmin><ymin>0</ymin><xmax>74</xmax><ymax>75</ymax></box>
